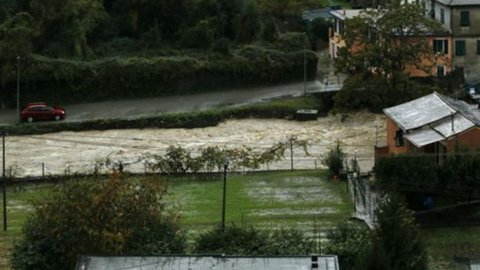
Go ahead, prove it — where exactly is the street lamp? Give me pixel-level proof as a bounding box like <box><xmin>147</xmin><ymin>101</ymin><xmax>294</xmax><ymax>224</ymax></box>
<box><xmin>16</xmin><ymin>56</ymin><xmax>20</xmax><ymax>124</ymax></box>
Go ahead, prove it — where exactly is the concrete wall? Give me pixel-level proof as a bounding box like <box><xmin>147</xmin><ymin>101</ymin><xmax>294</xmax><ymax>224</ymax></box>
<box><xmin>453</xmin><ymin>37</ymin><xmax>480</xmax><ymax>82</ymax></box>
<box><xmin>451</xmin><ymin>6</ymin><xmax>480</xmax><ymax>36</ymax></box>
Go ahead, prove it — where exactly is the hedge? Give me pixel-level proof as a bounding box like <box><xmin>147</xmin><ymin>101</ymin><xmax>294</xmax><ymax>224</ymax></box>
<box><xmin>1</xmin><ymin>47</ymin><xmax>318</xmax><ymax>107</ymax></box>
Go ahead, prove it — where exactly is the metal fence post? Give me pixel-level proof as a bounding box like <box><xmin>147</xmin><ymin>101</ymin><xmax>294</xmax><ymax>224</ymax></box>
<box><xmin>2</xmin><ymin>132</ymin><xmax>7</xmax><ymax>231</ymax></box>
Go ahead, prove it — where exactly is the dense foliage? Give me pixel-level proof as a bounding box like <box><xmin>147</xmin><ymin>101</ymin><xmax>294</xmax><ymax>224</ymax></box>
<box><xmin>0</xmin><ymin>0</ymin><xmax>329</xmax><ymax>107</ymax></box>
<box><xmin>1</xmin><ymin>47</ymin><xmax>317</xmax><ymax>106</ymax></box>
<box><xmin>332</xmin><ymin>73</ymin><xmax>436</xmax><ymax>112</ymax></box>
<box><xmin>11</xmin><ymin>175</ymin><xmax>185</xmax><ymax>270</ymax></box>
<box><xmin>326</xmin><ymin>196</ymin><xmax>427</xmax><ymax>270</ymax></box>
<box><xmin>194</xmin><ymin>224</ymin><xmax>315</xmax><ymax>255</ymax></box>
<box><xmin>358</xmin><ymin>196</ymin><xmax>427</xmax><ymax>270</ymax></box>
<box><xmin>333</xmin><ymin>3</ymin><xmax>443</xmax><ymax>112</ymax></box>
<box><xmin>374</xmin><ymin>149</ymin><xmax>480</xmax><ymax>202</ymax></box>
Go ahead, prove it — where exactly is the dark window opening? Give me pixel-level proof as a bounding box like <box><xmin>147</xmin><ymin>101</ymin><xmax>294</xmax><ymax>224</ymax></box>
<box><xmin>437</xmin><ymin>65</ymin><xmax>445</xmax><ymax>77</ymax></box>
<box><xmin>456</xmin><ymin>40</ymin><xmax>466</xmax><ymax>56</ymax></box>
<box><xmin>460</xmin><ymin>11</ymin><xmax>470</xmax><ymax>26</ymax></box>
<box><xmin>395</xmin><ymin>129</ymin><xmax>404</xmax><ymax>147</ymax></box>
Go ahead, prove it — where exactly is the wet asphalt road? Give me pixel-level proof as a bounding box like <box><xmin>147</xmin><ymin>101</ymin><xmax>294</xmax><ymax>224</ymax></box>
<box><xmin>0</xmin><ymin>80</ymin><xmax>331</xmax><ymax>125</ymax></box>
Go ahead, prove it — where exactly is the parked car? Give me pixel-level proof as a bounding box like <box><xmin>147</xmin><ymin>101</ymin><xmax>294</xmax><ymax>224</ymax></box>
<box><xmin>20</xmin><ymin>102</ymin><xmax>66</xmax><ymax>122</ymax></box>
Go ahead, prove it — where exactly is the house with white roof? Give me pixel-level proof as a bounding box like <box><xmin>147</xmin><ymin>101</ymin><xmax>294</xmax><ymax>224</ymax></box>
<box><xmin>375</xmin><ymin>92</ymin><xmax>480</xmax><ymax>160</ymax></box>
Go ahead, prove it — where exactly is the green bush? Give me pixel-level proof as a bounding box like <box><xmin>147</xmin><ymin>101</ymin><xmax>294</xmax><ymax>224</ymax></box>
<box><xmin>322</xmin><ymin>141</ymin><xmax>346</xmax><ymax>178</ymax></box>
<box><xmin>194</xmin><ymin>224</ymin><xmax>314</xmax><ymax>255</ymax></box>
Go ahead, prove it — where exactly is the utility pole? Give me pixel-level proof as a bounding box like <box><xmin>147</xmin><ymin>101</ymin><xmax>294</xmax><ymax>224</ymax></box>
<box><xmin>2</xmin><ymin>132</ymin><xmax>6</xmax><ymax>231</ymax></box>
<box><xmin>16</xmin><ymin>56</ymin><xmax>20</xmax><ymax>124</ymax></box>
<box><xmin>290</xmin><ymin>137</ymin><xmax>294</xmax><ymax>171</ymax></box>
<box><xmin>221</xmin><ymin>161</ymin><xmax>228</xmax><ymax>231</ymax></box>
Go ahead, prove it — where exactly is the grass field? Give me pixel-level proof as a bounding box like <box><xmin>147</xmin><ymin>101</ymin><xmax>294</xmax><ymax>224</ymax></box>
<box><xmin>1</xmin><ymin>171</ymin><xmax>480</xmax><ymax>270</ymax></box>
<box><xmin>0</xmin><ymin>170</ymin><xmax>352</xmax><ymax>270</ymax></box>
<box><xmin>168</xmin><ymin>170</ymin><xmax>352</xmax><ymax>235</ymax></box>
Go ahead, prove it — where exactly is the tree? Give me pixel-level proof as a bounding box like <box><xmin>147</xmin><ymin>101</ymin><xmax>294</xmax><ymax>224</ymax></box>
<box><xmin>335</xmin><ymin>4</ymin><xmax>442</xmax><ymax>89</ymax></box>
<box><xmin>359</xmin><ymin>195</ymin><xmax>428</xmax><ymax>270</ymax></box>
<box><xmin>25</xmin><ymin>0</ymin><xmax>107</xmax><ymax>57</ymax></box>
<box><xmin>11</xmin><ymin>175</ymin><xmax>185</xmax><ymax>270</ymax></box>
<box><xmin>0</xmin><ymin>12</ymin><xmax>37</xmax><ymax>107</ymax></box>
<box><xmin>234</xmin><ymin>0</ymin><xmax>260</xmax><ymax>43</ymax></box>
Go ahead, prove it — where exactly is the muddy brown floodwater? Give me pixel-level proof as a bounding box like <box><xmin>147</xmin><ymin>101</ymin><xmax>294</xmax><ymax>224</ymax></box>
<box><xmin>6</xmin><ymin>112</ymin><xmax>386</xmax><ymax>178</ymax></box>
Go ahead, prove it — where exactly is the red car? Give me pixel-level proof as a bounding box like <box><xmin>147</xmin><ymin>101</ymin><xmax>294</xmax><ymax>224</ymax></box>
<box><xmin>20</xmin><ymin>102</ymin><xmax>66</xmax><ymax>122</ymax></box>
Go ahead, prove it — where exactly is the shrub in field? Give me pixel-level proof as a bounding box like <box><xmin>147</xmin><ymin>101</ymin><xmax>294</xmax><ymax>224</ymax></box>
<box><xmin>322</xmin><ymin>141</ymin><xmax>346</xmax><ymax>178</ymax></box>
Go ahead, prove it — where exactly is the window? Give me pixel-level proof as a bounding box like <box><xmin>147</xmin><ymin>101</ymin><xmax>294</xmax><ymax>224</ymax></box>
<box><xmin>440</xmin><ymin>8</ymin><xmax>445</xmax><ymax>24</ymax></box>
<box><xmin>456</xmin><ymin>40</ymin><xmax>466</xmax><ymax>56</ymax></box>
<box><xmin>460</xmin><ymin>11</ymin><xmax>470</xmax><ymax>26</ymax></box>
<box><xmin>395</xmin><ymin>129</ymin><xmax>404</xmax><ymax>147</ymax></box>
<box><xmin>339</xmin><ymin>20</ymin><xmax>344</xmax><ymax>35</ymax></box>
<box><xmin>477</xmin><ymin>40</ymin><xmax>480</xmax><ymax>55</ymax></box>
<box><xmin>437</xmin><ymin>65</ymin><xmax>445</xmax><ymax>77</ymax></box>
<box><xmin>433</xmin><ymin>39</ymin><xmax>448</xmax><ymax>54</ymax></box>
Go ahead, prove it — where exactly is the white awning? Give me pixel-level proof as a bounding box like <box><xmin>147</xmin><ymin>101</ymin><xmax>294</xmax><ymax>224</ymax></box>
<box><xmin>404</xmin><ymin>127</ymin><xmax>444</xmax><ymax>148</ymax></box>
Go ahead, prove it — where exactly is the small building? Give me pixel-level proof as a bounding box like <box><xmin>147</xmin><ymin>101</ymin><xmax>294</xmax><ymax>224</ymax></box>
<box><xmin>375</xmin><ymin>92</ymin><xmax>480</xmax><ymax>160</ymax></box>
<box><xmin>75</xmin><ymin>255</ymin><xmax>340</xmax><ymax>270</ymax></box>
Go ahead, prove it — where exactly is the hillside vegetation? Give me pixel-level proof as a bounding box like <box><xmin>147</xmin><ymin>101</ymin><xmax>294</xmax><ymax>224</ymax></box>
<box><xmin>0</xmin><ymin>0</ymin><xmax>351</xmax><ymax>107</ymax></box>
